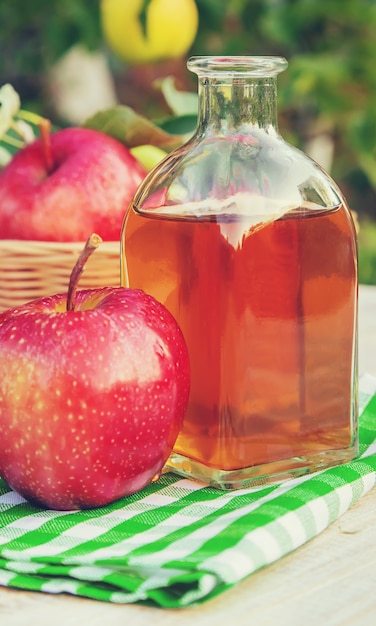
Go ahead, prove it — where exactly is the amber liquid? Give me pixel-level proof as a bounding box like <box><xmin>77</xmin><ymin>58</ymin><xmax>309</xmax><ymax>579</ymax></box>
<box><xmin>122</xmin><ymin>203</ymin><xmax>358</xmax><ymax>485</ymax></box>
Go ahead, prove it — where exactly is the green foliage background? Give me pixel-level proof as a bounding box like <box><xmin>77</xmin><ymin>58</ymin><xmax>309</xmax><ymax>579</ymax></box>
<box><xmin>1</xmin><ymin>0</ymin><xmax>376</xmax><ymax>282</ymax></box>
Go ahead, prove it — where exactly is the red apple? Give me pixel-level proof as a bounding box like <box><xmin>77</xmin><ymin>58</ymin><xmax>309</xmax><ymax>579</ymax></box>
<box><xmin>0</xmin><ymin>126</ymin><xmax>146</xmax><ymax>242</ymax></box>
<box><xmin>0</xmin><ymin>237</ymin><xmax>190</xmax><ymax>509</ymax></box>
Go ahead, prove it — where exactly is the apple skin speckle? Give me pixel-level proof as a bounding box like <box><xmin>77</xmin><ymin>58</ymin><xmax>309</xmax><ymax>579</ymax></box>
<box><xmin>0</xmin><ymin>287</ymin><xmax>190</xmax><ymax>510</ymax></box>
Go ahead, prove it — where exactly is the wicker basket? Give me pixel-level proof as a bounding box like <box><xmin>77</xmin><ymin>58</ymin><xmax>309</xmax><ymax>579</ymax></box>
<box><xmin>0</xmin><ymin>239</ymin><xmax>121</xmax><ymax>312</ymax></box>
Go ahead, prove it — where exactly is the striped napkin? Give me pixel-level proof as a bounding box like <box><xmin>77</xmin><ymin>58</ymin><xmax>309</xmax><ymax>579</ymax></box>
<box><xmin>1</xmin><ymin>374</ymin><xmax>376</xmax><ymax>608</ymax></box>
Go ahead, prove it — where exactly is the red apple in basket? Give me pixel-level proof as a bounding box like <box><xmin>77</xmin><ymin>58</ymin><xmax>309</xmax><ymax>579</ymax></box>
<box><xmin>0</xmin><ymin>123</ymin><xmax>146</xmax><ymax>241</ymax></box>
<box><xmin>0</xmin><ymin>235</ymin><xmax>190</xmax><ymax>510</ymax></box>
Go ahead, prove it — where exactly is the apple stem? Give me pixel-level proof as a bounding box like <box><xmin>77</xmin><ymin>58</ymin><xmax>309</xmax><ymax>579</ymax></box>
<box><xmin>66</xmin><ymin>234</ymin><xmax>103</xmax><ymax>312</ymax></box>
<box><xmin>39</xmin><ymin>118</ymin><xmax>54</xmax><ymax>174</ymax></box>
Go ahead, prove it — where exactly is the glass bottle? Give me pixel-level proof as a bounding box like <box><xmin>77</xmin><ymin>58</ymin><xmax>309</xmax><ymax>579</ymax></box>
<box><xmin>121</xmin><ymin>56</ymin><xmax>358</xmax><ymax>489</ymax></box>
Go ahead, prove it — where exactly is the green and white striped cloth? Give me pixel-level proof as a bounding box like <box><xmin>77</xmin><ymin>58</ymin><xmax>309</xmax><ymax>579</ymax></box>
<box><xmin>1</xmin><ymin>374</ymin><xmax>376</xmax><ymax>608</ymax></box>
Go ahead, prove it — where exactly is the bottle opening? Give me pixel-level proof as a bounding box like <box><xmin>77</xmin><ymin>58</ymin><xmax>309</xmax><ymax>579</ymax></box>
<box><xmin>187</xmin><ymin>56</ymin><xmax>288</xmax><ymax>78</ymax></box>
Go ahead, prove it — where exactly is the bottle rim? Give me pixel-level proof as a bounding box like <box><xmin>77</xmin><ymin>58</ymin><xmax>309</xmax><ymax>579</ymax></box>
<box><xmin>187</xmin><ymin>56</ymin><xmax>288</xmax><ymax>78</ymax></box>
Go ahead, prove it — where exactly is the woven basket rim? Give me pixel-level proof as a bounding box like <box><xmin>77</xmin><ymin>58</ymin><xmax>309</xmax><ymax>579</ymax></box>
<box><xmin>0</xmin><ymin>238</ymin><xmax>121</xmax><ymax>311</ymax></box>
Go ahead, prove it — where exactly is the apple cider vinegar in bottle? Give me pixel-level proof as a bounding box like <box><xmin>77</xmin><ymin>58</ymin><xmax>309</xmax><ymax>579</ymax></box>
<box><xmin>121</xmin><ymin>57</ymin><xmax>358</xmax><ymax>489</ymax></box>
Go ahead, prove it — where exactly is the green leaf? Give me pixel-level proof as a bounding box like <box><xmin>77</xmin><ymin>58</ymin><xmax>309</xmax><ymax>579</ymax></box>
<box><xmin>154</xmin><ymin>76</ymin><xmax>199</xmax><ymax>116</ymax></box>
<box><xmin>0</xmin><ymin>84</ymin><xmax>21</xmax><ymax>138</ymax></box>
<box><xmin>157</xmin><ymin>114</ymin><xmax>197</xmax><ymax>136</ymax></box>
<box><xmin>82</xmin><ymin>105</ymin><xmax>185</xmax><ymax>151</ymax></box>
<box><xmin>354</xmin><ymin>151</ymin><xmax>376</xmax><ymax>189</ymax></box>
<box><xmin>0</xmin><ymin>145</ymin><xmax>12</xmax><ymax>166</ymax></box>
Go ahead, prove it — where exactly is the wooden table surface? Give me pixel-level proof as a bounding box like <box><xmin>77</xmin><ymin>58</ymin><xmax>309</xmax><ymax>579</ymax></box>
<box><xmin>1</xmin><ymin>284</ymin><xmax>376</xmax><ymax>626</ymax></box>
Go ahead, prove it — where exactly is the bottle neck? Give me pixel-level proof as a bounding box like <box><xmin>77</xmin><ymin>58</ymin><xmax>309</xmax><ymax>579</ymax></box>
<box><xmin>197</xmin><ymin>76</ymin><xmax>279</xmax><ymax>135</ymax></box>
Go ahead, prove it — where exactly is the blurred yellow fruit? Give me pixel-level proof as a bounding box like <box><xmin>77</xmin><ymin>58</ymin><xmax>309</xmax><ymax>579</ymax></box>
<box><xmin>130</xmin><ymin>144</ymin><xmax>167</xmax><ymax>170</ymax></box>
<box><xmin>101</xmin><ymin>0</ymin><xmax>199</xmax><ymax>64</ymax></box>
